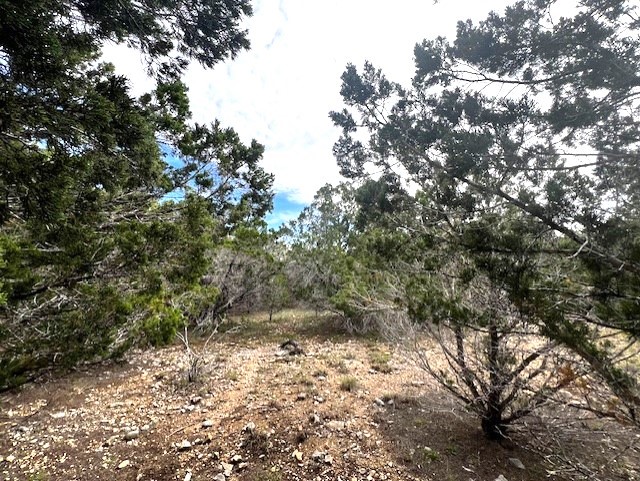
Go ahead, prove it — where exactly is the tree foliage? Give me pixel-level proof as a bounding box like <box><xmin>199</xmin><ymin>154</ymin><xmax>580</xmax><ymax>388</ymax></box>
<box><xmin>0</xmin><ymin>0</ymin><xmax>273</xmax><ymax>388</ymax></box>
<box><xmin>329</xmin><ymin>0</ymin><xmax>640</xmax><ymax>434</ymax></box>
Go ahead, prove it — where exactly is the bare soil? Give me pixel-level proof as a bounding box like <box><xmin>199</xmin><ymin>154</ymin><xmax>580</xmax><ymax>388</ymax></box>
<box><xmin>1</xmin><ymin>311</ymin><xmax>638</xmax><ymax>481</ymax></box>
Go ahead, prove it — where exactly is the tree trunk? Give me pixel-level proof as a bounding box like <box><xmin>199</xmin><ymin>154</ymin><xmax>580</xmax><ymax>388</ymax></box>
<box><xmin>482</xmin><ymin>320</ymin><xmax>507</xmax><ymax>440</ymax></box>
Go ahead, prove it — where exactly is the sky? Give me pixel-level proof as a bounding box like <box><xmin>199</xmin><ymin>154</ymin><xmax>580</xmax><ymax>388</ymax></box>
<box><xmin>102</xmin><ymin>0</ymin><xmax>512</xmax><ymax>227</ymax></box>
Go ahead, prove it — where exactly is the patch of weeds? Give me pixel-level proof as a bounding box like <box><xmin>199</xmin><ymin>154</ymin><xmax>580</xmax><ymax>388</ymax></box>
<box><xmin>444</xmin><ymin>443</ymin><xmax>458</xmax><ymax>456</ymax></box>
<box><xmin>254</xmin><ymin>468</ymin><xmax>282</xmax><ymax>481</ymax></box>
<box><xmin>369</xmin><ymin>350</ymin><xmax>393</xmax><ymax>373</ymax></box>
<box><xmin>226</xmin><ymin>369</ymin><xmax>240</xmax><ymax>382</ymax></box>
<box><xmin>415</xmin><ymin>446</ymin><xmax>440</xmax><ymax>464</ymax></box>
<box><xmin>339</xmin><ymin>375</ymin><xmax>359</xmax><ymax>392</ymax></box>
<box><xmin>343</xmin><ymin>350</ymin><xmax>357</xmax><ymax>360</ymax></box>
<box><xmin>312</xmin><ymin>368</ymin><xmax>328</xmax><ymax>378</ymax></box>
<box><xmin>326</xmin><ymin>355</ymin><xmax>350</xmax><ymax>373</ymax></box>
<box><xmin>243</xmin><ymin>429</ymin><xmax>271</xmax><ymax>456</ymax></box>
<box><xmin>27</xmin><ymin>474</ymin><xmax>49</xmax><ymax>481</ymax></box>
<box><xmin>291</xmin><ymin>372</ymin><xmax>314</xmax><ymax>386</ymax></box>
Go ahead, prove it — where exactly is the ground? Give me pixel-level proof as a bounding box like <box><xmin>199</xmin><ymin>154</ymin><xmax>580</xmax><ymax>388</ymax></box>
<box><xmin>1</xmin><ymin>311</ymin><xmax>638</xmax><ymax>481</ymax></box>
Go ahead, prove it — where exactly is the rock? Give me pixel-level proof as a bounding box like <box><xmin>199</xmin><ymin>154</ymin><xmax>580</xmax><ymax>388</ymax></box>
<box><xmin>5</xmin><ymin>455</ymin><xmax>16</xmax><ymax>463</ymax></box>
<box><xmin>140</xmin><ymin>424</ymin><xmax>151</xmax><ymax>433</ymax></box>
<box><xmin>313</xmin><ymin>396</ymin><xmax>325</xmax><ymax>403</ymax></box>
<box><xmin>123</xmin><ymin>429</ymin><xmax>140</xmax><ymax>441</ymax></box>
<box><xmin>117</xmin><ymin>460</ymin><xmax>130</xmax><ymax>469</ymax></box>
<box><xmin>326</xmin><ymin>420</ymin><xmax>346</xmax><ymax>431</ymax></box>
<box><xmin>297</xmin><ymin>392</ymin><xmax>308</xmax><ymax>401</ymax></box>
<box><xmin>231</xmin><ymin>454</ymin><xmax>243</xmax><ymax>464</ymax></box>
<box><xmin>312</xmin><ymin>451</ymin><xmax>325</xmax><ymax>462</ymax></box>
<box><xmin>292</xmin><ymin>449</ymin><xmax>303</xmax><ymax>461</ymax></box>
<box><xmin>183</xmin><ymin>471</ymin><xmax>192</xmax><ymax>481</ymax></box>
<box><xmin>495</xmin><ymin>476</ymin><xmax>508</xmax><ymax>481</ymax></box>
<box><xmin>213</xmin><ymin>475</ymin><xmax>226</xmax><ymax>481</ymax></box>
<box><xmin>242</xmin><ymin>421</ymin><xmax>256</xmax><ymax>433</ymax></box>
<box><xmin>324</xmin><ymin>454</ymin><xmax>334</xmax><ymax>464</ymax></box>
<box><xmin>51</xmin><ymin>411</ymin><xmax>66</xmax><ymax>419</ymax></box>
<box><xmin>309</xmin><ymin>413</ymin><xmax>321</xmax><ymax>424</ymax></box>
<box><xmin>317</xmin><ymin>375</ymin><xmax>326</xmax><ymax>381</ymax></box>
<box><xmin>177</xmin><ymin>440</ymin><xmax>192</xmax><ymax>451</ymax></box>
<box><xmin>202</xmin><ymin>420</ymin><xmax>214</xmax><ymax>428</ymax></box>
<box><xmin>221</xmin><ymin>462</ymin><xmax>233</xmax><ymax>476</ymax></box>
<box><xmin>508</xmin><ymin>458</ymin><xmax>525</xmax><ymax>470</ymax></box>
<box><xmin>237</xmin><ymin>462</ymin><xmax>248</xmax><ymax>470</ymax></box>
<box><xmin>374</xmin><ymin>398</ymin><xmax>386</xmax><ymax>407</ymax></box>
<box><xmin>190</xmin><ymin>396</ymin><xmax>202</xmax><ymax>405</ymax></box>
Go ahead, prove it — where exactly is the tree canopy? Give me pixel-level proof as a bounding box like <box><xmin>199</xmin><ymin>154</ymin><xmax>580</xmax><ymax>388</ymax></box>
<box><xmin>0</xmin><ymin>0</ymin><xmax>273</xmax><ymax>388</ymax></box>
<box><xmin>329</xmin><ymin>0</ymin><xmax>640</xmax><ymax>432</ymax></box>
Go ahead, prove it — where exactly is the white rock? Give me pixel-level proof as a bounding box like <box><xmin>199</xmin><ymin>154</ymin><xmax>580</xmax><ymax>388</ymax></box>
<box><xmin>495</xmin><ymin>475</ymin><xmax>509</xmax><ymax>481</ymax></box>
<box><xmin>124</xmin><ymin>429</ymin><xmax>140</xmax><ymax>441</ymax></box>
<box><xmin>242</xmin><ymin>421</ymin><xmax>255</xmax><ymax>433</ymax></box>
<box><xmin>202</xmin><ymin>420</ymin><xmax>214</xmax><ymax>428</ymax></box>
<box><xmin>117</xmin><ymin>460</ymin><xmax>130</xmax><ymax>469</ymax></box>
<box><xmin>177</xmin><ymin>440</ymin><xmax>192</xmax><ymax>451</ymax></box>
<box><xmin>509</xmin><ymin>458</ymin><xmax>525</xmax><ymax>470</ymax></box>
<box><xmin>326</xmin><ymin>420</ymin><xmax>346</xmax><ymax>430</ymax></box>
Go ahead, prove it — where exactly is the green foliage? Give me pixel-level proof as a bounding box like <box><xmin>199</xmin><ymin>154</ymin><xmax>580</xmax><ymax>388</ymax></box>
<box><xmin>138</xmin><ymin>297</ymin><xmax>185</xmax><ymax>347</ymax></box>
<box><xmin>325</xmin><ymin>0</ymin><xmax>640</xmax><ymax>430</ymax></box>
<box><xmin>0</xmin><ymin>0</ymin><xmax>274</xmax><ymax>388</ymax></box>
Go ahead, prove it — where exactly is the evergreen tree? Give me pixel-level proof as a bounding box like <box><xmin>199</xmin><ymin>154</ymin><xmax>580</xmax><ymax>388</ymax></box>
<box><xmin>331</xmin><ymin>0</ymin><xmax>640</xmax><ymax>432</ymax></box>
<box><xmin>0</xmin><ymin>0</ymin><xmax>273</xmax><ymax>388</ymax></box>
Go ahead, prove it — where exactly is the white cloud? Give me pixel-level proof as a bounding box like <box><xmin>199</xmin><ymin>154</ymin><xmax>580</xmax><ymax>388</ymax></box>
<box><xmin>102</xmin><ymin>0</ymin><xmax>513</xmax><ymax>205</ymax></box>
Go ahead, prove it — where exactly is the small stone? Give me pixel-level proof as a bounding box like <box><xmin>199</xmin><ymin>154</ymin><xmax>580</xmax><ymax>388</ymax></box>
<box><xmin>509</xmin><ymin>458</ymin><xmax>525</xmax><ymax>470</ymax></box>
<box><xmin>297</xmin><ymin>392</ymin><xmax>308</xmax><ymax>401</ymax></box>
<box><xmin>292</xmin><ymin>449</ymin><xmax>303</xmax><ymax>461</ymax></box>
<box><xmin>183</xmin><ymin>471</ymin><xmax>192</xmax><ymax>481</ymax></box>
<box><xmin>123</xmin><ymin>429</ymin><xmax>140</xmax><ymax>441</ymax></box>
<box><xmin>202</xmin><ymin>420</ymin><xmax>214</xmax><ymax>428</ymax></box>
<box><xmin>140</xmin><ymin>424</ymin><xmax>151</xmax><ymax>433</ymax></box>
<box><xmin>495</xmin><ymin>476</ymin><xmax>509</xmax><ymax>481</ymax></box>
<box><xmin>190</xmin><ymin>396</ymin><xmax>202</xmax><ymax>405</ymax></box>
<box><xmin>6</xmin><ymin>455</ymin><xmax>16</xmax><ymax>463</ymax></box>
<box><xmin>221</xmin><ymin>462</ymin><xmax>233</xmax><ymax>476</ymax></box>
<box><xmin>312</xmin><ymin>451</ymin><xmax>325</xmax><ymax>462</ymax></box>
<box><xmin>213</xmin><ymin>475</ymin><xmax>226</xmax><ymax>481</ymax></box>
<box><xmin>374</xmin><ymin>398</ymin><xmax>385</xmax><ymax>407</ymax></box>
<box><xmin>309</xmin><ymin>413</ymin><xmax>321</xmax><ymax>424</ymax></box>
<box><xmin>117</xmin><ymin>460</ymin><xmax>130</xmax><ymax>469</ymax></box>
<box><xmin>326</xmin><ymin>420</ymin><xmax>346</xmax><ymax>430</ymax></box>
<box><xmin>51</xmin><ymin>411</ymin><xmax>66</xmax><ymax>419</ymax></box>
<box><xmin>243</xmin><ymin>421</ymin><xmax>256</xmax><ymax>433</ymax></box>
<box><xmin>313</xmin><ymin>396</ymin><xmax>325</xmax><ymax>403</ymax></box>
<box><xmin>231</xmin><ymin>454</ymin><xmax>243</xmax><ymax>464</ymax></box>
<box><xmin>177</xmin><ymin>440</ymin><xmax>192</xmax><ymax>451</ymax></box>
<box><xmin>324</xmin><ymin>454</ymin><xmax>333</xmax><ymax>464</ymax></box>
<box><xmin>317</xmin><ymin>375</ymin><xmax>326</xmax><ymax>381</ymax></box>
<box><xmin>237</xmin><ymin>462</ymin><xmax>248</xmax><ymax>470</ymax></box>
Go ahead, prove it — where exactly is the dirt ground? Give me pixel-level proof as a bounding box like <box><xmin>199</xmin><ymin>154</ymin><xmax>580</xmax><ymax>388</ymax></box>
<box><xmin>1</xmin><ymin>311</ymin><xmax>638</xmax><ymax>481</ymax></box>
